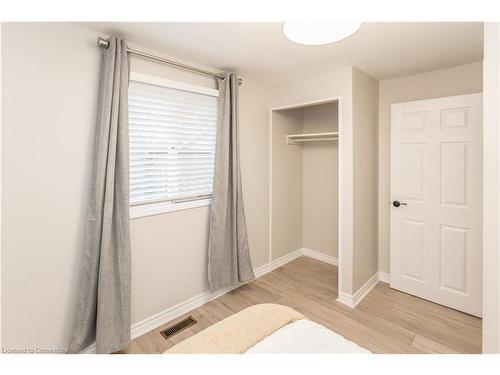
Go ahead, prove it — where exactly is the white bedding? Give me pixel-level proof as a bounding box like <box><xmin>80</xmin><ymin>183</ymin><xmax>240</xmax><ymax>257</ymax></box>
<box><xmin>245</xmin><ymin>319</ymin><xmax>370</xmax><ymax>353</ymax></box>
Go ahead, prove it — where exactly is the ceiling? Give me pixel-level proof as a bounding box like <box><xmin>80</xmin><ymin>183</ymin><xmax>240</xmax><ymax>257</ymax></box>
<box><xmin>79</xmin><ymin>22</ymin><xmax>483</xmax><ymax>85</ymax></box>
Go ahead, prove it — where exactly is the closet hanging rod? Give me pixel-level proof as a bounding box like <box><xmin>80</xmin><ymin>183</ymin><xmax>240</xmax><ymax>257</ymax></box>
<box><xmin>286</xmin><ymin>131</ymin><xmax>338</xmax><ymax>144</ymax></box>
<box><xmin>97</xmin><ymin>37</ymin><xmax>242</xmax><ymax>85</ymax></box>
<box><xmin>288</xmin><ymin>137</ymin><xmax>338</xmax><ymax>144</ymax></box>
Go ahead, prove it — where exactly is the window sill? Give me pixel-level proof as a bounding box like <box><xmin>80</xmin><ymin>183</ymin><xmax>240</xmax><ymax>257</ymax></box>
<box><xmin>130</xmin><ymin>198</ymin><xmax>212</xmax><ymax>220</ymax></box>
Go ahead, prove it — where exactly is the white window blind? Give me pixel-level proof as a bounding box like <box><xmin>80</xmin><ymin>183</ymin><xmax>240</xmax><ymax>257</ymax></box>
<box><xmin>128</xmin><ymin>74</ymin><xmax>218</xmax><ymax>206</ymax></box>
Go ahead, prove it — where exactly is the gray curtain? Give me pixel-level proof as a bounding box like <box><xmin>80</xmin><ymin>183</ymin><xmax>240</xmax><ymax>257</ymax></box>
<box><xmin>208</xmin><ymin>73</ymin><xmax>255</xmax><ymax>291</ymax></box>
<box><xmin>68</xmin><ymin>37</ymin><xmax>131</xmax><ymax>354</ymax></box>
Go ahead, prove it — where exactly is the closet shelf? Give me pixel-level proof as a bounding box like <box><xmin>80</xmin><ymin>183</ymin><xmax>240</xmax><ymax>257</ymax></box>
<box><xmin>286</xmin><ymin>132</ymin><xmax>339</xmax><ymax>144</ymax></box>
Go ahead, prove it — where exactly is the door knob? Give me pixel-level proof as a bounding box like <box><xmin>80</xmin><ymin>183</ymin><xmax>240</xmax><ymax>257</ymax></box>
<box><xmin>393</xmin><ymin>200</ymin><xmax>407</xmax><ymax>208</ymax></box>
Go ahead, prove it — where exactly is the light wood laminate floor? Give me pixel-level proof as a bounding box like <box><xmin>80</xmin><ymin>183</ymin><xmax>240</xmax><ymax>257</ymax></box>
<box><xmin>123</xmin><ymin>256</ymin><xmax>481</xmax><ymax>354</ymax></box>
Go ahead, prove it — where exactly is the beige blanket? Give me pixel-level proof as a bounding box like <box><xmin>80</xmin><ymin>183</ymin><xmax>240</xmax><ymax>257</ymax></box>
<box><xmin>165</xmin><ymin>303</ymin><xmax>304</xmax><ymax>354</ymax></box>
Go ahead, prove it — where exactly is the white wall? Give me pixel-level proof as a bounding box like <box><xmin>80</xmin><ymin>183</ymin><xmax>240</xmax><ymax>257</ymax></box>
<box><xmin>2</xmin><ymin>23</ymin><xmax>101</xmax><ymax>350</ymax></box>
<box><xmin>1</xmin><ymin>22</ymin><xmax>272</xmax><ymax>350</ymax></box>
<box><xmin>271</xmin><ymin>109</ymin><xmax>303</xmax><ymax>260</ymax></box>
<box><xmin>377</xmin><ymin>62</ymin><xmax>483</xmax><ymax>274</ymax></box>
<box><xmin>482</xmin><ymin>22</ymin><xmax>500</xmax><ymax>354</ymax></box>
<box><xmin>0</xmin><ymin>21</ymin><xmax>3</xmax><ymax>350</ymax></box>
<box><xmin>302</xmin><ymin>103</ymin><xmax>338</xmax><ymax>257</ymax></box>
<box><xmin>352</xmin><ymin>68</ymin><xmax>379</xmax><ymax>291</ymax></box>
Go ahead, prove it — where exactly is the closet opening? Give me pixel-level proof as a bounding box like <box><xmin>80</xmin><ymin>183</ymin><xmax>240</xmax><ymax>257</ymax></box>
<box><xmin>270</xmin><ymin>98</ymin><xmax>341</xmax><ymax>298</ymax></box>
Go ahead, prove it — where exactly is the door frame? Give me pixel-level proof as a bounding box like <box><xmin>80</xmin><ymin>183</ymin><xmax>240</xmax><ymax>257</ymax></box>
<box><xmin>482</xmin><ymin>22</ymin><xmax>500</xmax><ymax>353</ymax></box>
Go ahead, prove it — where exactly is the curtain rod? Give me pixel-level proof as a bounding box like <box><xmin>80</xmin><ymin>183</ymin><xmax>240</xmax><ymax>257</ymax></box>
<box><xmin>97</xmin><ymin>37</ymin><xmax>242</xmax><ymax>85</ymax></box>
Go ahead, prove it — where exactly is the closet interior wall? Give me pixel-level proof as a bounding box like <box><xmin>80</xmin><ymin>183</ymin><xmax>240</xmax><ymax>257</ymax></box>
<box><xmin>271</xmin><ymin>102</ymin><xmax>339</xmax><ymax>262</ymax></box>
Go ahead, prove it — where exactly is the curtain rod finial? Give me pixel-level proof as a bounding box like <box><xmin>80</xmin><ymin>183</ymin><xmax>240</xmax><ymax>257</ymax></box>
<box><xmin>98</xmin><ymin>37</ymin><xmax>110</xmax><ymax>49</ymax></box>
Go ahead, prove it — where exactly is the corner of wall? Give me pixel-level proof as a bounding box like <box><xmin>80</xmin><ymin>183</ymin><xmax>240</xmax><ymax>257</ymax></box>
<box><xmin>482</xmin><ymin>21</ymin><xmax>500</xmax><ymax>354</ymax></box>
<box><xmin>351</xmin><ymin>65</ymin><xmax>380</xmax><ymax>293</ymax></box>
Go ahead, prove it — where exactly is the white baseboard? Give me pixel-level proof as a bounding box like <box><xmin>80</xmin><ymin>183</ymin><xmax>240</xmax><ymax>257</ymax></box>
<box><xmin>128</xmin><ymin>248</ymin><xmax>336</xmax><ymax>343</ymax></box>
<box><xmin>353</xmin><ymin>272</ymin><xmax>379</xmax><ymax>306</ymax></box>
<box><xmin>130</xmin><ymin>259</ymin><xmax>271</xmax><ymax>341</ymax></box>
<box><xmin>81</xmin><ymin>251</ymin><xmax>383</xmax><ymax>353</ymax></box>
<box><xmin>253</xmin><ymin>263</ymin><xmax>271</xmax><ymax>278</ymax></box>
<box><xmin>131</xmin><ymin>288</ymin><xmax>229</xmax><ymax>340</ymax></box>
<box><xmin>79</xmin><ymin>249</ymin><xmax>306</xmax><ymax>353</ymax></box>
<box><xmin>80</xmin><ymin>283</ymin><xmax>237</xmax><ymax>354</ymax></box>
<box><xmin>336</xmin><ymin>271</ymin><xmax>380</xmax><ymax>309</ymax></box>
<box><xmin>301</xmin><ymin>248</ymin><xmax>338</xmax><ymax>266</ymax></box>
<box><xmin>269</xmin><ymin>249</ymin><xmax>303</xmax><ymax>271</ymax></box>
<box><xmin>336</xmin><ymin>292</ymin><xmax>356</xmax><ymax>308</ymax></box>
<box><xmin>378</xmin><ymin>271</ymin><xmax>390</xmax><ymax>284</ymax></box>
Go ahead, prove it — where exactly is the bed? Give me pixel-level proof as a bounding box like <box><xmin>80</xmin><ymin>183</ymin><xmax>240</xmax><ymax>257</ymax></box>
<box><xmin>165</xmin><ymin>303</ymin><xmax>369</xmax><ymax>354</ymax></box>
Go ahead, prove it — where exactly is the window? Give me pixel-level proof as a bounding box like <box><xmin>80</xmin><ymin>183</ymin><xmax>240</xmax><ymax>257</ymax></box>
<box><xmin>128</xmin><ymin>73</ymin><xmax>218</xmax><ymax>218</ymax></box>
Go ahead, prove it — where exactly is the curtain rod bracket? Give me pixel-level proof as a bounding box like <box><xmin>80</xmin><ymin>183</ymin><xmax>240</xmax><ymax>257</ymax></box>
<box><xmin>97</xmin><ymin>37</ymin><xmax>110</xmax><ymax>48</ymax></box>
<box><xmin>96</xmin><ymin>37</ymin><xmax>242</xmax><ymax>85</ymax></box>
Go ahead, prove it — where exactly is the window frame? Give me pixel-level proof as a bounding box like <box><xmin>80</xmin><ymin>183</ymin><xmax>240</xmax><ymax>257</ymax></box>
<box><xmin>128</xmin><ymin>72</ymin><xmax>219</xmax><ymax>219</ymax></box>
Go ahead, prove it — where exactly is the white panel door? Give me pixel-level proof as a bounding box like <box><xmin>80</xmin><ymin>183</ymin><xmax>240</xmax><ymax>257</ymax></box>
<box><xmin>390</xmin><ymin>93</ymin><xmax>482</xmax><ymax>317</ymax></box>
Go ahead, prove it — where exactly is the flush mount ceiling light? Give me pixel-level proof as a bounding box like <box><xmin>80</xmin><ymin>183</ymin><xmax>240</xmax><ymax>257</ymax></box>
<box><xmin>282</xmin><ymin>22</ymin><xmax>362</xmax><ymax>46</ymax></box>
